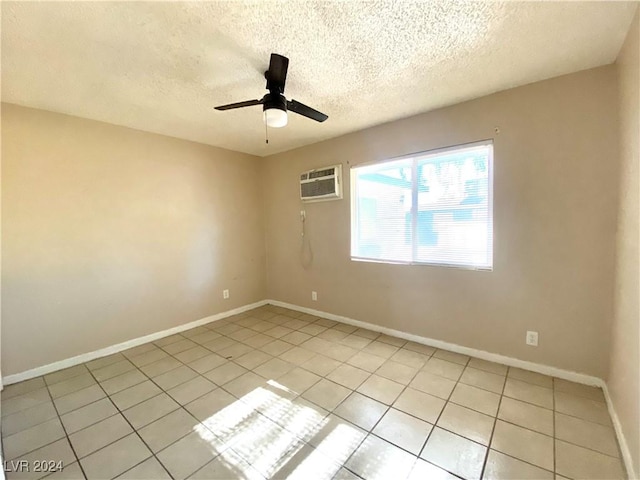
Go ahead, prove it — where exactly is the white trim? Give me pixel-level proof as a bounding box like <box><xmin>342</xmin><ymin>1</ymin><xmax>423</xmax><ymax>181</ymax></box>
<box><xmin>602</xmin><ymin>382</ymin><xmax>638</xmax><ymax>480</ymax></box>
<box><xmin>2</xmin><ymin>300</ymin><xmax>268</xmax><ymax>386</ymax></box>
<box><xmin>268</xmin><ymin>299</ymin><xmax>602</xmax><ymax>386</ymax></box>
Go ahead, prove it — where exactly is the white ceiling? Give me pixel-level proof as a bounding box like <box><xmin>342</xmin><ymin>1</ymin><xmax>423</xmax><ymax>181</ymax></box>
<box><xmin>2</xmin><ymin>1</ymin><xmax>637</xmax><ymax>156</ymax></box>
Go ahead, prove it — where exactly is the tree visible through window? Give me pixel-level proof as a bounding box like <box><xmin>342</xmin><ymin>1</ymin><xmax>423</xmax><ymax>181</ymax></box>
<box><xmin>351</xmin><ymin>141</ymin><xmax>493</xmax><ymax>269</ymax></box>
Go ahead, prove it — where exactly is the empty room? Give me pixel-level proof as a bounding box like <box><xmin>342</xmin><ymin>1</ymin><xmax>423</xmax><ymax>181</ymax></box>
<box><xmin>1</xmin><ymin>2</ymin><xmax>638</xmax><ymax>480</ymax></box>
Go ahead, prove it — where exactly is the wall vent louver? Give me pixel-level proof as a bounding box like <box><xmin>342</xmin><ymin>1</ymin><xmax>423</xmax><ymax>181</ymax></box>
<box><xmin>300</xmin><ymin>164</ymin><xmax>342</xmax><ymax>202</ymax></box>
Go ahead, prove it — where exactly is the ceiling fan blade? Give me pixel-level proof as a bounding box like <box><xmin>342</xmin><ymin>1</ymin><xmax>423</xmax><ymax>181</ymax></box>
<box><xmin>266</xmin><ymin>53</ymin><xmax>289</xmax><ymax>93</ymax></box>
<box><xmin>214</xmin><ymin>99</ymin><xmax>263</xmax><ymax>111</ymax></box>
<box><xmin>287</xmin><ymin>99</ymin><xmax>328</xmax><ymax>122</ymax></box>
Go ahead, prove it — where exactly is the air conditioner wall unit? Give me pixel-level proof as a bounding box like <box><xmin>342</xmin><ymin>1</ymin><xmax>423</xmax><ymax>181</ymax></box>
<box><xmin>300</xmin><ymin>164</ymin><xmax>343</xmax><ymax>203</ymax></box>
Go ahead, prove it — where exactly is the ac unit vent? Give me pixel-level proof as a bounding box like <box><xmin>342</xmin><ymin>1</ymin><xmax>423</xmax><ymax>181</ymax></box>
<box><xmin>300</xmin><ymin>164</ymin><xmax>342</xmax><ymax>203</ymax></box>
<box><xmin>309</xmin><ymin>168</ymin><xmax>335</xmax><ymax>179</ymax></box>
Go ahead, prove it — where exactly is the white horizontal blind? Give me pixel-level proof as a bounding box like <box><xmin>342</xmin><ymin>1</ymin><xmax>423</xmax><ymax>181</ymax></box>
<box><xmin>351</xmin><ymin>141</ymin><xmax>493</xmax><ymax>269</ymax></box>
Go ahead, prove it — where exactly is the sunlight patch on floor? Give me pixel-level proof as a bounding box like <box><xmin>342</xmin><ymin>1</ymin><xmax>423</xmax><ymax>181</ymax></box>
<box><xmin>192</xmin><ymin>383</ymin><xmax>359</xmax><ymax>478</ymax></box>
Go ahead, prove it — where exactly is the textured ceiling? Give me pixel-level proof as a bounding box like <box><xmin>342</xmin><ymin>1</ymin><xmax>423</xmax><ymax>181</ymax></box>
<box><xmin>2</xmin><ymin>1</ymin><xmax>637</xmax><ymax>156</ymax></box>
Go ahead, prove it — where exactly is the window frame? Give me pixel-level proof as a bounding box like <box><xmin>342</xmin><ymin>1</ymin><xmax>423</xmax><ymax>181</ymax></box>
<box><xmin>350</xmin><ymin>139</ymin><xmax>494</xmax><ymax>271</ymax></box>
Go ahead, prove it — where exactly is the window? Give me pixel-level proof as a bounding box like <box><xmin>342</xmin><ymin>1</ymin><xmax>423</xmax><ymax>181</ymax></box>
<box><xmin>351</xmin><ymin>141</ymin><xmax>493</xmax><ymax>269</ymax></box>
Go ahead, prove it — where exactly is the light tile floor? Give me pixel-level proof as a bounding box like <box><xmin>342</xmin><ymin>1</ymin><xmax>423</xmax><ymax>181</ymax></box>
<box><xmin>0</xmin><ymin>305</ymin><xmax>626</xmax><ymax>480</ymax></box>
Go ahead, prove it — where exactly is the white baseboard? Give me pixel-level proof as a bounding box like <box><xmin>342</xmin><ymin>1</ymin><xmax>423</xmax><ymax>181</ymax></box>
<box><xmin>5</xmin><ymin>298</ymin><xmax>604</xmax><ymax>388</ymax></box>
<box><xmin>2</xmin><ymin>300</ymin><xmax>268</xmax><ymax>386</ymax></box>
<box><xmin>602</xmin><ymin>382</ymin><xmax>638</xmax><ymax>480</ymax></box>
<box><xmin>269</xmin><ymin>300</ymin><xmax>603</xmax><ymax>386</ymax></box>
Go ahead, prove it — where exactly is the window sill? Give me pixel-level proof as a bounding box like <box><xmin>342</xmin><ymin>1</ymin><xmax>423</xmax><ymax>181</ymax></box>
<box><xmin>350</xmin><ymin>256</ymin><xmax>493</xmax><ymax>271</ymax></box>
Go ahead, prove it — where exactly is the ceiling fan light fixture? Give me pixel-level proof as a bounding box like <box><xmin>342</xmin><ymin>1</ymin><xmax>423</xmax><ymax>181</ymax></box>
<box><xmin>264</xmin><ymin>107</ymin><xmax>288</xmax><ymax>128</ymax></box>
<box><xmin>214</xmin><ymin>53</ymin><xmax>328</xmax><ymax>128</ymax></box>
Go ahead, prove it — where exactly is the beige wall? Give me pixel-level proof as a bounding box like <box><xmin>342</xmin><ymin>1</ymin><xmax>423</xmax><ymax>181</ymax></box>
<box><xmin>609</xmin><ymin>9</ymin><xmax>639</xmax><ymax>478</ymax></box>
<box><xmin>264</xmin><ymin>65</ymin><xmax>620</xmax><ymax>378</ymax></box>
<box><xmin>1</xmin><ymin>104</ymin><xmax>266</xmax><ymax>376</ymax></box>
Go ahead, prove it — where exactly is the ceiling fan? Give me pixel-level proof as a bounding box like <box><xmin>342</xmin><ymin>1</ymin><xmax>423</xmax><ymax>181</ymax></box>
<box><xmin>214</xmin><ymin>53</ymin><xmax>328</xmax><ymax>128</ymax></box>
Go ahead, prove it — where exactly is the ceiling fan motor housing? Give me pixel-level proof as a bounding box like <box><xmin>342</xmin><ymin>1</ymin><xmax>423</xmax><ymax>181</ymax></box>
<box><xmin>263</xmin><ymin>92</ymin><xmax>287</xmax><ymax>113</ymax></box>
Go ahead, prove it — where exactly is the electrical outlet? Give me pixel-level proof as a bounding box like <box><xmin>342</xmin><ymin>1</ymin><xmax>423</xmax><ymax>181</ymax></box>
<box><xmin>223</xmin><ymin>289</ymin><xmax>229</xmax><ymax>300</ymax></box>
<box><xmin>526</xmin><ymin>331</ymin><xmax>538</xmax><ymax>346</ymax></box>
<box><xmin>311</xmin><ymin>291</ymin><xmax>318</xmax><ymax>301</ymax></box>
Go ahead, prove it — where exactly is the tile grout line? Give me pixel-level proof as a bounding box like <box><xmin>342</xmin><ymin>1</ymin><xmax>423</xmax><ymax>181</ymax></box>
<box><xmin>286</xmin><ymin>323</ymin><xmax>376</xmax><ymax>475</ymax></box>
<box><xmin>106</xmin><ymin>312</ymin><xmax>314</xmax><ymax>478</ymax></box>
<box><xmin>72</xmin><ymin>329</ymin><xmax>264</xmax><ymax>477</ymax></box>
<box><xmin>111</xmin><ymin>330</ymin><xmax>271</xmax><ymax>477</ymax></box>
<box><xmin>117</xmin><ymin>338</ymin><xmax>254</xmax><ymax>477</ymax></box>
<box><xmin>1</xmin><ymin>398</ymin><xmax>100</xmax><ymax>472</ymax></box>
<box><xmin>42</xmin><ymin>377</ymin><xmax>89</xmax><ymax>480</ymax></box>
<box><xmin>82</xmin><ymin>366</ymin><xmax>176</xmax><ymax>480</ymax></box>
<box><xmin>320</xmin><ymin>343</ymin><xmax>460</xmax><ymax>477</ymax></box>
<box><xmin>478</xmin><ymin>363</ymin><xmax>509</xmax><ymax>479</ymax></box>
<box><xmin>12</xmin><ymin>365</ymin><xmax>149</xmax><ymax>437</ymax></box>
<box><xmin>1</xmin><ymin>375</ymin><xmax>95</xmax><ymax>453</ymax></box>
<box><xmin>343</xmin><ymin>347</ymin><xmax>435</xmax><ymax>476</ymax></box>
<box><xmin>415</xmin><ymin>352</ymin><xmax>473</xmax><ymax>479</ymax></box>
<box><xmin>342</xmin><ymin>374</ymin><xmax>571</xmax><ymax>477</ymax></box>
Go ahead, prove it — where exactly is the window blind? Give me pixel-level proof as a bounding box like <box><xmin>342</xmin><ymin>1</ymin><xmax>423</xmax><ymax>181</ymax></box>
<box><xmin>351</xmin><ymin>141</ymin><xmax>493</xmax><ymax>270</ymax></box>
